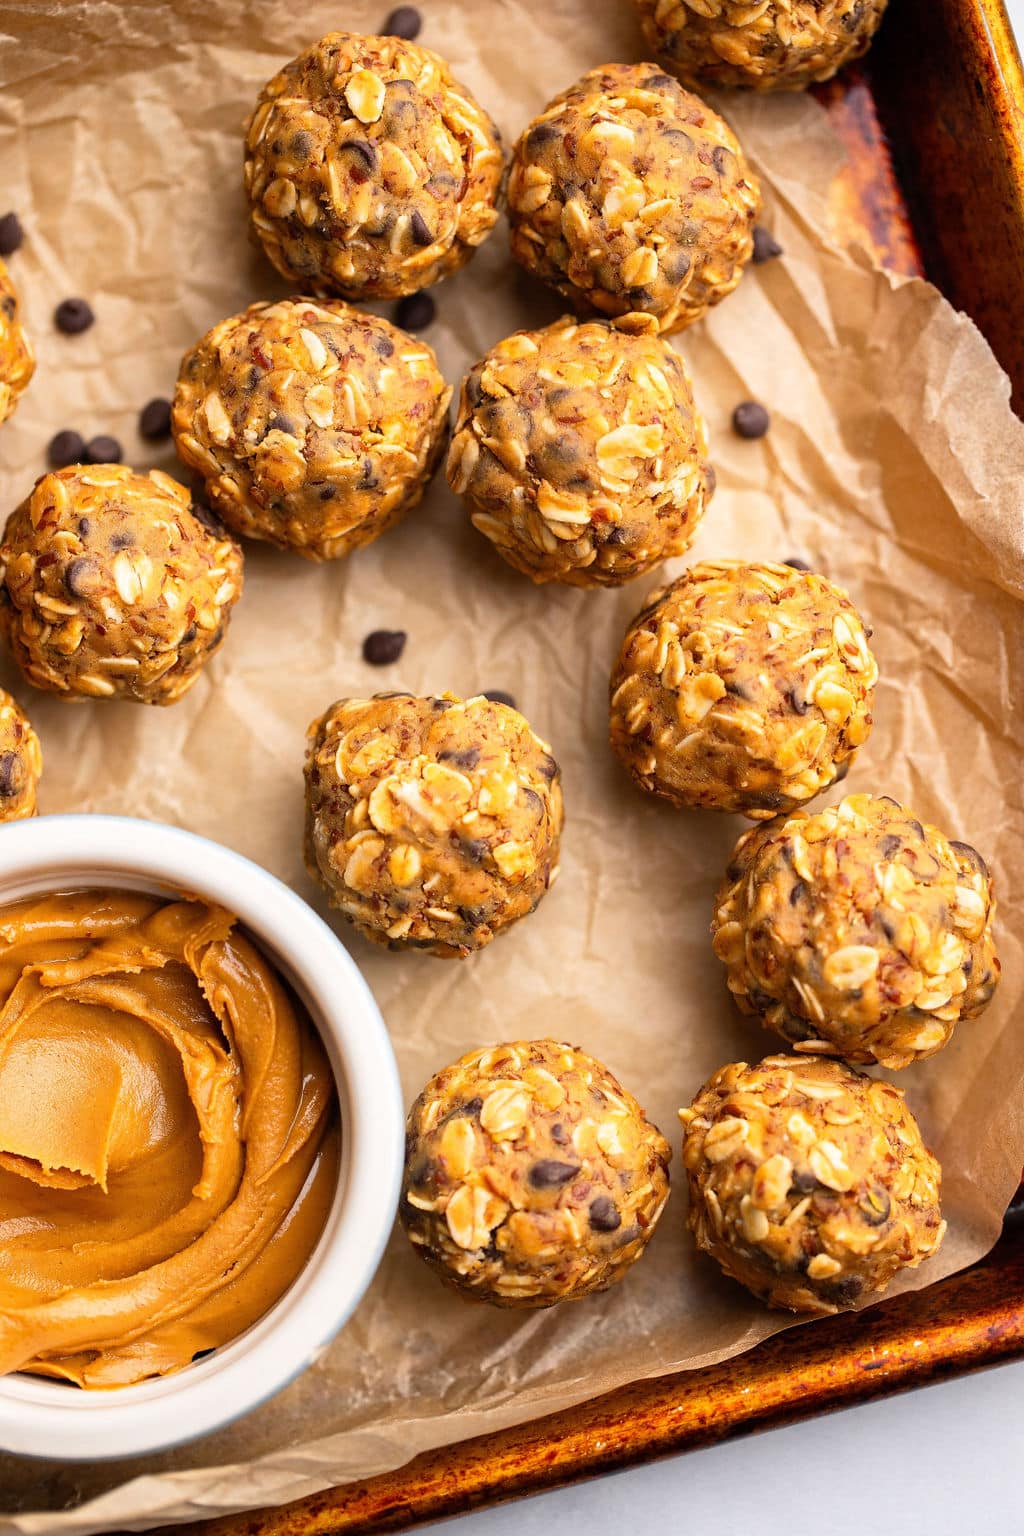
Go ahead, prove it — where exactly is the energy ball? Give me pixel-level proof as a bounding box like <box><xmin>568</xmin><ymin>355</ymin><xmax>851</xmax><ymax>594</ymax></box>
<box><xmin>0</xmin><ymin>465</ymin><xmax>243</xmax><ymax>705</ymax></box>
<box><xmin>712</xmin><ymin>793</ymin><xmax>1000</xmax><ymax>1069</ymax></box>
<box><xmin>447</xmin><ymin>316</ymin><xmax>711</xmax><ymax>587</ymax></box>
<box><xmin>633</xmin><ymin>0</ymin><xmax>889</xmax><ymax>92</ymax></box>
<box><xmin>401</xmin><ymin>1039</ymin><xmax>672</xmax><ymax>1306</ymax></box>
<box><xmin>609</xmin><ymin>561</ymin><xmax>877</xmax><ymax>817</ymax></box>
<box><xmin>0</xmin><ymin>258</ymin><xmax>34</xmax><ymax>427</ymax></box>
<box><xmin>172</xmin><ymin>299</ymin><xmax>451</xmax><ymax>562</ymax></box>
<box><xmin>507</xmin><ymin>63</ymin><xmax>758</xmax><ymax>334</ymax></box>
<box><xmin>0</xmin><ymin>688</ymin><xmax>41</xmax><ymax>820</ymax></box>
<box><xmin>244</xmin><ymin>32</ymin><xmax>504</xmax><ymax>301</ymax></box>
<box><xmin>304</xmin><ymin>692</ymin><xmax>563</xmax><ymax>957</ymax></box>
<box><xmin>681</xmin><ymin>1055</ymin><xmax>945</xmax><ymax>1313</ymax></box>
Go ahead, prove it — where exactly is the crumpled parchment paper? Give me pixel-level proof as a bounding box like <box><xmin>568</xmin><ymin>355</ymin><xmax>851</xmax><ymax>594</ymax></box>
<box><xmin>0</xmin><ymin>0</ymin><xmax>1023</xmax><ymax>1530</ymax></box>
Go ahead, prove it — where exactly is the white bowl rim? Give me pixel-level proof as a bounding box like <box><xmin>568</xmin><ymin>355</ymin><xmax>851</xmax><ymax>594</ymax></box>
<box><xmin>0</xmin><ymin>813</ymin><xmax>404</xmax><ymax>1461</ymax></box>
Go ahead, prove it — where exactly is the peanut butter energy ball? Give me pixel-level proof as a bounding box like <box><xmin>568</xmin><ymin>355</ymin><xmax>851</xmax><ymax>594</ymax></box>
<box><xmin>0</xmin><ymin>258</ymin><xmax>34</xmax><ymax>426</ymax></box>
<box><xmin>304</xmin><ymin>692</ymin><xmax>563</xmax><ymax>957</ymax></box>
<box><xmin>507</xmin><ymin>63</ymin><xmax>758</xmax><ymax>334</ymax></box>
<box><xmin>682</xmin><ymin>1055</ymin><xmax>945</xmax><ymax>1313</ymax></box>
<box><xmin>0</xmin><ymin>466</ymin><xmax>243</xmax><ymax>705</ymax></box>
<box><xmin>244</xmin><ymin>32</ymin><xmax>504</xmax><ymax>300</ymax></box>
<box><xmin>447</xmin><ymin>316</ymin><xmax>711</xmax><ymax>587</ymax></box>
<box><xmin>173</xmin><ymin>299</ymin><xmax>450</xmax><ymax>561</ymax></box>
<box><xmin>0</xmin><ymin>688</ymin><xmax>41</xmax><ymax>820</ymax></box>
<box><xmin>713</xmin><ymin>793</ymin><xmax>1000</xmax><ymax>1069</ymax></box>
<box><xmin>609</xmin><ymin>561</ymin><xmax>877</xmax><ymax>817</ymax></box>
<box><xmin>402</xmin><ymin>1039</ymin><xmax>672</xmax><ymax>1306</ymax></box>
<box><xmin>633</xmin><ymin>0</ymin><xmax>889</xmax><ymax>92</ymax></box>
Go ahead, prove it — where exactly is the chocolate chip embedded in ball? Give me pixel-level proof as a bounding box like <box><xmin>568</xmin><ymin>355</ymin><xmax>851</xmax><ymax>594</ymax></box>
<box><xmin>47</xmin><ymin>429</ymin><xmax>86</xmax><ymax>469</ymax></box>
<box><xmin>732</xmin><ymin>401</ymin><xmax>770</xmax><ymax>439</ymax></box>
<box><xmin>139</xmin><ymin>397</ymin><xmax>172</xmax><ymax>441</ymax></box>
<box><xmin>362</xmin><ymin>629</ymin><xmax>407</xmax><ymax>666</ymax></box>
<box><xmin>54</xmin><ymin>298</ymin><xmax>95</xmax><ymax>336</ymax></box>
<box><xmin>83</xmin><ymin>435</ymin><xmax>122</xmax><ymax>465</ymax></box>
<box><xmin>395</xmin><ymin>292</ymin><xmax>436</xmax><ymax>332</ymax></box>
<box><xmin>0</xmin><ymin>213</ymin><xmax>24</xmax><ymax>257</ymax></box>
<box><xmin>752</xmin><ymin>226</ymin><xmax>783</xmax><ymax>264</ymax></box>
<box><xmin>383</xmin><ymin>5</ymin><xmax>422</xmax><ymax>38</ymax></box>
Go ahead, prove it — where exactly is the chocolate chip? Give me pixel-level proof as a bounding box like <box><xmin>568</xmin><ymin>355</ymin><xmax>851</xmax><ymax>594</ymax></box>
<box><xmin>528</xmin><ymin>1159</ymin><xmax>580</xmax><ymax>1189</ymax></box>
<box><xmin>784</xmin><ymin>556</ymin><xmax>811</xmax><ymax>570</ymax></box>
<box><xmin>382</xmin><ymin>4</ymin><xmax>422</xmax><ymax>37</ymax></box>
<box><xmin>0</xmin><ymin>212</ymin><xmax>24</xmax><ymax>257</ymax></box>
<box><xmin>589</xmin><ymin>1196</ymin><xmax>621</xmax><ymax>1232</ymax></box>
<box><xmin>47</xmin><ymin>429</ymin><xmax>85</xmax><ymax>468</ymax></box>
<box><xmin>139</xmin><ymin>397</ymin><xmax>172</xmax><ymax>441</ymax></box>
<box><xmin>732</xmin><ymin>401</ymin><xmax>770</xmax><ymax>439</ymax></box>
<box><xmin>482</xmin><ymin>689</ymin><xmax>516</xmax><ymax>709</ymax></box>
<box><xmin>54</xmin><ymin>297</ymin><xmax>95</xmax><ymax>335</ymax></box>
<box><xmin>752</xmin><ymin>225</ymin><xmax>783</xmax><ymax>264</ymax></box>
<box><xmin>409</xmin><ymin>210</ymin><xmax>433</xmax><ymax>246</ymax></box>
<box><xmin>64</xmin><ymin>557</ymin><xmax>99</xmax><ymax>597</ymax></box>
<box><xmin>394</xmin><ymin>292</ymin><xmax>436</xmax><ymax>332</ymax></box>
<box><xmin>362</xmin><ymin>629</ymin><xmax>407</xmax><ymax>665</ymax></box>
<box><xmin>83</xmin><ymin>435</ymin><xmax>122</xmax><ymax>465</ymax></box>
<box><xmin>0</xmin><ymin>752</ymin><xmax>22</xmax><ymax>798</ymax></box>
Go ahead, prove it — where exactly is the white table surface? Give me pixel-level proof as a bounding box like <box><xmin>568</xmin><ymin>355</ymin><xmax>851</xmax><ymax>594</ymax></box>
<box><xmin>427</xmin><ymin>7</ymin><xmax>1024</xmax><ymax>1532</ymax></box>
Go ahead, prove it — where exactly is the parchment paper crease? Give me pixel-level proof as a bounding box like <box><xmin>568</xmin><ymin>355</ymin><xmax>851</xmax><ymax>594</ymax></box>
<box><xmin>0</xmin><ymin>0</ymin><xmax>1022</xmax><ymax>1529</ymax></box>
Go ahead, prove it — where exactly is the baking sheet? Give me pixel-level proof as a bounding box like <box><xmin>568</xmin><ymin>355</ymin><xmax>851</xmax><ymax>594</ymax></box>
<box><xmin>1</xmin><ymin>0</ymin><xmax>1023</xmax><ymax>1529</ymax></box>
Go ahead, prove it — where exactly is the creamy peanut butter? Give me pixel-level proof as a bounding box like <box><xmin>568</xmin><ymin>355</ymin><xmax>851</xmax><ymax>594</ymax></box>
<box><xmin>0</xmin><ymin>890</ymin><xmax>338</xmax><ymax>1388</ymax></box>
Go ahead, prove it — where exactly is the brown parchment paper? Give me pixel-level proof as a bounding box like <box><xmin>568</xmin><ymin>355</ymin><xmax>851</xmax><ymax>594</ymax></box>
<box><xmin>1</xmin><ymin>0</ymin><xmax>1023</xmax><ymax>1528</ymax></box>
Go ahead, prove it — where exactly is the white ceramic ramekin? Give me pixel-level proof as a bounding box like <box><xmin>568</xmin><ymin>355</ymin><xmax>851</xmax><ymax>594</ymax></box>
<box><xmin>0</xmin><ymin>814</ymin><xmax>403</xmax><ymax>1461</ymax></box>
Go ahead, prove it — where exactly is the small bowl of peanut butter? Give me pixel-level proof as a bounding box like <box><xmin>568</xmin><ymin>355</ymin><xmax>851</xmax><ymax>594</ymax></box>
<box><xmin>0</xmin><ymin>813</ymin><xmax>403</xmax><ymax>1459</ymax></box>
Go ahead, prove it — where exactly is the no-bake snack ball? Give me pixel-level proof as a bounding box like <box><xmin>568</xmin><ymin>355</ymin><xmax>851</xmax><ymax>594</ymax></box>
<box><xmin>401</xmin><ymin>1039</ymin><xmax>672</xmax><ymax>1306</ymax></box>
<box><xmin>304</xmin><ymin>692</ymin><xmax>563</xmax><ymax>957</ymax></box>
<box><xmin>447</xmin><ymin>316</ymin><xmax>711</xmax><ymax>587</ymax></box>
<box><xmin>0</xmin><ymin>688</ymin><xmax>41</xmax><ymax>820</ymax></box>
<box><xmin>244</xmin><ymin>32</ymin><xmax>504</xmax><ymax>300</ymax></box>
<box><xmin>712</xmin><ymin>793</ymin><xmax>1000</xmax><ymax>1069</ymax></box>
<box><xmin>633</xmin><ymin>0</ymin><xmax>889</xmax><ymax>93</ymax></box>
<box><xmin>172</xmin><ymin>299</ymin><xmax>451</xmax><ymax>561</ymax></box>
<box><xmin>682</xmin><ymin>1055</ymin><xmax>944</xmax><ymax>1313</ymax></box>
<box><xmin>507</xmin><ymin>63</ymin><xmax>758</xmax><ymax>334</ymax></box>
<box><xmin>0</xmin><ymin>258</ymin><xmax>34</xmax><ymax>426</ymax></box>
<box><xmin>0</xmin><ymin>465</ymin><xmax>243</xmax><ymax>705</ymax></box>
<box><xmin>609</xmin><ymin>561</ymin><xmax>877</xmax><ymax>817</ymax></box>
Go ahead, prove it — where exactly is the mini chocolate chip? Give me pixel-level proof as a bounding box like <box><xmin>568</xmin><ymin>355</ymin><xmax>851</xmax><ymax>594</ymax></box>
<box><xmin>732</xmin><ymin>401</ymin><xmax>770</xmax><ymax>439</ymax></box>
<box><xmin>362</xmin><ymin>629</ymin><xmax>407</xmax><ymax>665</ymax></box>
<box><xmin>47</xmin><ymin>429</ymin><xmax>85</xmax><ymax>468</ymax></box>
<box><xmin>439</xmin><ymin>746</ymin><xmax>481</xmax><ymax>771</ymax></box>
<box><xmin>589</xmin><ymin>1196</ymin><xmax>621</xmax><ymax>1232</ymax></box>
<box><xmin>83</xmin><ymin>434</ymin><xmax>122</xmax><ymax>464</ymax></box>
<box><xmin>0</xmin><ymin>212</ymin><xmax>24</xmax><ymax>257</ymax></box>
<box><xmin>482</xmin><ymin>689</ymin><xmax>516</xmax><ymax>709</ymax></box>
<box><xmin>64</xmin><ymin>557</ymin><xmax>98</xmax><ymax>597</ymax></box>
<box><xmin>752</xmin><ymin>225</ymin><xmax>783</xmax><ymax>264</ymax></box>
<box><xmin>0</xmin><ymin>752</ymin><xmax>22</xmax><ymax>798</ymax></box>
<box><xmin>394</xmin><ymin>292</ymin><xmax>436</xmax><ymax>332</ymax></box>
<box><xmin>784</xmin><ymin>556</ymin><xmax>811</xmax><ymax>570</ymax></box>
<box><xmin>383</xmin><ymin>4</ymin><xmax>422</xmax><ymax>37</ymax></box>
<box><xmin>139</xmin><ymin>397</ymin><xmax>172</xmax><ymax>441</ymax></box>
<box><xmin>528</xmin><ymin>1159</ymin><xmax>581</xmax><ymax>1189</ymax></box>
<box><xmin>54</xmin><ymin>297</ymin><xmax>95</xmax><ymax>335</ymax></box>
<box><xmin>409</xmin><ymin>210</ymin><xmax>433</xmax><ymax>246</ymax></box>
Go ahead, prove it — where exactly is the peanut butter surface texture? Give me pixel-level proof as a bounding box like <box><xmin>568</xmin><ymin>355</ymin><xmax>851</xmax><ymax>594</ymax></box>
<box><xmin>0</xmin><ymin>891</ymin><xmax>338</xmax><ymax>1388</ymax></box>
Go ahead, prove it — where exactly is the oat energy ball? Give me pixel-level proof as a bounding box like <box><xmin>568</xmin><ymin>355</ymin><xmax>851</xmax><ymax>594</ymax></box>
<box><xmin>401</xmin><ymin>1039</ymin><xmax>672</xmax><ymax>1306</ymax></box>
<box><xmin>0</xmin><ymin>258</ymin><xmax>34</xmax><ymax>426</ymax></box>
<box><xmin>610</xmin><ymin>561</ymin><xmax>877</xmax><ymax>817</ymax></box>
<box><xmin>682</xmin><ymin>1055</ymin><xmax>945</xmax><ymax>1313</ymax></box>
<box><xmin>304</xmin><ymin>693</ymin><xmax>563</xmax><ymax>957</ymax></box>
<box><xmin>447</xmin><ymin>316</ymin><xmax>711</xmax><ymax>587</ymax></box>
<box><xmin>0</xmin><ymin>688</ymin><xmax>41</xmax><ymax>820</ymax></box>
<box><xmin>507</xmin><ymin>63</ymin><xmax>758</xmax><ymax>334</ymax></box>
<box><xmin>713</xmin><ymin>794</ymin><xmax>1000</xmax><ymax>1069</ymax></box>
<box><xmin>633</xmin><ymin>0</ymin><xmax>889</xmax><ymax>92</ymax></box>
<box><xmin>244</xmin><ymin>32</ymin><xmax>504</xmax><ymax>300</ymax></box>
<box><xmin>0</xmin><ymin>466</ymin><xmax>243</xmax><ymax>705</ymax></box>
<box><xmin>173</xmin><ymin>299</ymin><xmax>450</xmax><ymax>561</ymax></box>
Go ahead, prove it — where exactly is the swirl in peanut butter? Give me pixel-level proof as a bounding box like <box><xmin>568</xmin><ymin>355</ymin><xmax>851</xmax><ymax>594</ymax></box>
<box><xmin>0</xmin><ymin>891</ymin><xmax>338</xmax><ymax>1388</ymax></box>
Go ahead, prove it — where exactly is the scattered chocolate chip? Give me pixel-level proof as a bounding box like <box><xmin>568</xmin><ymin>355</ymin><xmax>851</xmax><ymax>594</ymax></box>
<box><xmin>83</xmin><ymin>434</ymin><xmax>122</xmax><ymax>465</ymax></box>
<box><xmin>732</xmin><ymin>400</ymin><xmax>770</xmax><ymax>439</ymax></box>
<box><xmin>589</xmin><ymin>1196</ymin><xmax>621</xmax><ymax>1233</ymax></box>
<box><xmin>394</xmin><ymin>291</ymin><xmax>436</xmax><ymax>332</ymax></box>
<box><xmin>47</xmin><ymin>429</ymin><xmax>85</xmax><ymax>468</ymax></box>
<box><xmin>362</xmin><ymin>629</ymin><xmax>407</xmax><ymax>666</ymax></box>
<box><xmin>0</xmin><ymin>752</ymin><xmax>22</xmax><ymax>798</ymax></box>
<box><xmin>752</xmin><ymin>225</ymin><xmax>783</xmax><ymax>264</ymax></box>
<box><xmin>139</xmin><ymin>397</ymin><xmax>172</xmax><ymax>441</ymax></box>
<box><xmin>528</xmin><ymin>1159</ymin><xmax>581</xmax><ymax>1189</ymax></box>
<box><xmin>0</xmin><ymin>212</ymin><xmax>24</xmax><ymax>257</ymax></box>
<box><xmin>409</xmin><ymin>209</ymin><xmax>433</xmax><ymax>246</ymax></box>
<box><xmin>54</xmin><ymin>297</ymin><xmax>95</xmax><ymax>335</ymax></box>
<box><xmin>482</xmin><ymin>689</ymin><xmax>516</xmax><ymax>709</ymax></box>
<box><xmin>64</xmin><ymin>557</ymin><xmax>99</xmax><ymax>597</ymax></box>
<box><xmin>383</xmin><ymin>4</ymin><xmax>422</xmax><ymax>37</ymax></box>
<box><xmin>783</xmin><ymin>556</ymin><xmax>811</xmax><ymax>570</ymax></box>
